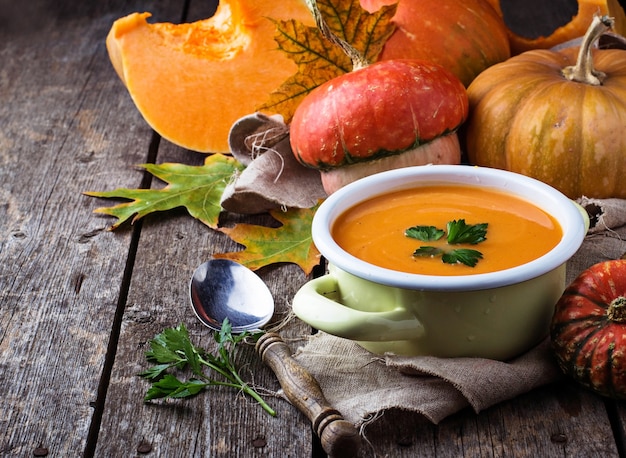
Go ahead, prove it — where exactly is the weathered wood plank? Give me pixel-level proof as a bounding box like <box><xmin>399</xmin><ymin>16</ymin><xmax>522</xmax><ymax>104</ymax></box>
<box><xmin>607</xmin><ymin>401</ymin><xmax>626</xmax><ymax>456</ymax></box>
<box><xmin>0</xmin><ymin>1</ymin><xmax>184</xmax><ymax>456</ymax></box>
<box><xmin>93</xmin><ymin>0</ymin><xmax>318</xmax><ymax>453</ymax></box>
<box><xmin>94</xmin><ymin>139</ymin><xmax>316</xmax><ymax>456</ymax></box>
<box><xmin>350</xmin><ymin>382</ymin><xmax>618</xmax><ymax>457</ymax></box>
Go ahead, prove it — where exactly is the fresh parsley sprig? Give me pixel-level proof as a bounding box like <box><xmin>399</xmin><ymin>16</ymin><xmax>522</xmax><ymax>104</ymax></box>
<box><xmin>139</xmin><ymin>320</ymin><xmax>276</xmax><ymax>416</ymax></box>
<box><xmin>404</xmin><ymin>225</ymin><xmax>445</xmax><ymax>242</ymax></box>
<box><xmin>406</xmin><ymin>219</ymin><xmax>488</xmax><ymax>267</ymax></box>
<box><xmin>446</xmin><ymin>220</ymin><xmax>488</xmax><ymax>245</ymax></box>
<box><xmin>442</xmin><ymin>248</ymin><xmax>484</xmax><ymax>267</ymax></box>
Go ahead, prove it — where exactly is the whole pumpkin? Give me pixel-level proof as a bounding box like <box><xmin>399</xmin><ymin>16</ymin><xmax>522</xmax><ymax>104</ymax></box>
<box><xmin>550</xmin><ymin>260</ymin><xmax>626</xmax><ymax>399</ymax></box>
<box><xmin>290</xmin><ymin>59</ymin><xmax>469</xmax><ymax>194</ymax></box>
<box><xmin>465</xmin><ymin>15</ymin><xmax>626</xmax><ymax>199</ymax></box>
<box><xmin>360</xmin><ymin>0</ymin><xmax>510</xmax><ymax>86</ymax></box>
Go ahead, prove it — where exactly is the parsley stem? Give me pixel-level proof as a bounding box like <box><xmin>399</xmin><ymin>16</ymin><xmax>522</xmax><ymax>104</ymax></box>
<box><xmin>197</xmin><ymin>356</ymin><xmax>276</xmax><ymax>416</ymax></box>
<box><xmin>232</xmin><ymin>373</ymin><xmax>277</xmax><ymax>417</ymax></box>
<box><xmin>197</xmin><ymin>356</ymin><xmax>233</xmax><ymax>380</ymax></box>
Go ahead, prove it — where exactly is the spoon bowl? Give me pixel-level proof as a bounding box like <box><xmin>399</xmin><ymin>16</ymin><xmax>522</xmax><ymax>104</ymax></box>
<box><xmin>190</xmin><ymin>259</ymin><xmax>274</xmax><ymax>332</ymax></box>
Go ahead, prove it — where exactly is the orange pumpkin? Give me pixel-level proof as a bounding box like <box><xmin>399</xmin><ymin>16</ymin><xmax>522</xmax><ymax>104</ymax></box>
<box><xmin>106</xmin><ymin>1</ymin><xmax>313</xmax><ymax>153</ymax></box>
<box><xmin>290</xmin><ymin>59</ymin><xmax>468</xmax><ymax>194</ymax></box>
<box><xmin>360</xmin><ymin>0</ymin><xmax>510</xmax><ymax>86</ymax></box>
<box><xmin>485</xmin><ymin>0</ymin><xmax>626</xmax><ymax>55</ymax></box>
<box><xmin>465</xmin><ymin>15</ymin><xmax>626</xmax><ymax>199</ymax></box>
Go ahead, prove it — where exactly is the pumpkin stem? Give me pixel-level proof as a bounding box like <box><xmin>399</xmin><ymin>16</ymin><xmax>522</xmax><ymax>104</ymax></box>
<box><xmin>562</xmin><ymin>15</ymin><xmax>614</xmax><ymax>86</ymax></box>
<box><xmin>608</xmin><ymin>296</ymin><xmax>626</xmax><ymax>323</ymax></box>
<box><xmin>304</xmin><ymin>0</ymin><xmax>370</xmax><ymax>70</ymax></box>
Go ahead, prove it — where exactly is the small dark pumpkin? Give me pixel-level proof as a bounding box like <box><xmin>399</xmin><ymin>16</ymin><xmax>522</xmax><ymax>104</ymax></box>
<box><xmin>550</xmin><ymin>259</ymin><xmax>626</xmax><ymax>399</ymax></box>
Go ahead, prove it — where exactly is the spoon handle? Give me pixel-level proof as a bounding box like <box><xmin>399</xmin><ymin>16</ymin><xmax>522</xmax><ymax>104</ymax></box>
<box><xmin>256</xmin><ymin>332</ymin><xmax>361</xmax><ymax>457</ymax></box>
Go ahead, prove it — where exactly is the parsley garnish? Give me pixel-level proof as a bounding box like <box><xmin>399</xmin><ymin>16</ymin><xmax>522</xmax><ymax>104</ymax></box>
<box><xmin>404</xmin><ymin>225</ymin><xmax>445</xmax><ymax>242</ymax></box>
<box><xmin>412</xmin><ymin>246</ymin><xmax>444</xmax><ymax>257</ymax></box>
<box><xmin>442</xmin><ymin>249</ymin><xmax>484</xmax><ymax>267</ymax></box>
<box><xmin>405</xmin><ymin>219</ymin><xmax>488</xmax><ymax>267</ymax></box>
<box><xmin>446</xmin><ymin>220</ymin><xmax>488</xmax><ymax>245</ymax></box>
<box><xmin>139</xmin><ymin>320</ymin><xmax>275</xmax><ymax>416</ymax></box>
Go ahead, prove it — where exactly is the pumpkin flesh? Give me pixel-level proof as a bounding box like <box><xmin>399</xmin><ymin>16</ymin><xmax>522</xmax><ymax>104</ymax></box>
<box><xmin>465</xmin><ymin>18</ymin><xmax>626</xmax><ymax>199</ymax></box>
<box><xmin>360</xmin><ymin>0</ymin><xmax>510</xmax><ymax>86</ymax></box>
<box><xmin>106</xmin><ymin>1</ymin><xmax>314</xmax><ymax>153</ymax></box>
<box><xmin>550</xmin><ymin>260</ymin><xmax>626</xmax><ymax>399</ymax></box>
<box><xmin>485</xmin><ymin>0</ymin><xmax>626</xmax><ymax>55</ymax></box>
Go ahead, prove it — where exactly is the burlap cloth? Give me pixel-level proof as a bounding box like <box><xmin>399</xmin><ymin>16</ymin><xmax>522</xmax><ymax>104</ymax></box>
<box><xmin>293</xmin><ymin>197</ymin><xmax>626</xmax><ymax>426</ymax></box>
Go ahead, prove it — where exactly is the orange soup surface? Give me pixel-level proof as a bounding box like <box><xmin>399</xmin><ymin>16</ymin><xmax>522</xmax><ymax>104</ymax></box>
<box><xmin>332</xmin><ymin>185</ymin><xmax>563</xmax><ymax>275</ymax></box>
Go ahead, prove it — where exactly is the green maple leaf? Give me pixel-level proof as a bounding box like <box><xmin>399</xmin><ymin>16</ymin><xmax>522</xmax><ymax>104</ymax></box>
<box><xmin>84</xmin><ymin>154</ymin><xmax>244</xmax><ymax>230</ymax></box>
<box><xmin>258</xmin><ymin>0</ymin><xmax>397</xmax><ymax>121</ymax></box>
<box><xmin>215</xmin><ymin>203</ymin><xmax>322</xmax><ymax>275</ymax></box>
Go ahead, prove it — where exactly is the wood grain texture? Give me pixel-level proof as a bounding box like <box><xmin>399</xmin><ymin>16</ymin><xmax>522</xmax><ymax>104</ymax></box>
<box><xmin>355</xmin><ymin>382</ymin><xmax>620</xmax><ymax>457</ymax></box>
<box><xmin>0</xmin><ymin>1</ymin><xmax>185</xmax><ymax>456</ymax></box>
<box><xmin>93</xmin><ymin>178</ymin><xmax>316</xmax><ymax>456</ymax></box>
<box><xmin>1</xmin><ymin>0</ymin><xmax>626</xmax><ymax>457</ymax></box>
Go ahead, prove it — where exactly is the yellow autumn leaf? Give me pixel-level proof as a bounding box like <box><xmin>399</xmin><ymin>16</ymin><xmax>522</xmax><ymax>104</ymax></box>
<box><xmin>215</xmin><ymin>204</ymin><xmax>322</xmax><ymax>275</ymax></box>
<box><xmin>258</xmin><ymin>0</ymin><xmax>397</xmax><ymax>121</ymax></box>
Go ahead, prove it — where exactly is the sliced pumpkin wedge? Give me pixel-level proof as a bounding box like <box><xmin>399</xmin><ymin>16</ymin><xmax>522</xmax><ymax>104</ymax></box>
<box><xmin>486</xmin><ymin>0</ymin><xmax>626</xmax><ymax>55</ymax></box>
<box><xmin>106</xmin><ymin>0</ymin><xmax>313</xmax><ymax>153</ymax></box>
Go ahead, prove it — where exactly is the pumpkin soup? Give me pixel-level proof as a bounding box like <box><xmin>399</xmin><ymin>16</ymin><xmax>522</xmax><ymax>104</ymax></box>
<box><xmin>332</xmin><ymin>184</ymin><xmax>562</xmax><ymax>275</ymax></box>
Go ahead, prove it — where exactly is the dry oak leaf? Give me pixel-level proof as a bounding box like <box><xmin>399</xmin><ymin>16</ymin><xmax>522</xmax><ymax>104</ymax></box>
<box><xmin>84</xmin><ymin>154</ymin><xmax>243</xmax><ymax>230</ymax></box>
<box><xmin>215</xmin><ymin>203</ymin><xmax>322</xmax><ymax>274</ymax></box>
<box><xmin>258</xmin><ymin>0</ymin><xmax>397</xmax><ymax>122</ymax></box>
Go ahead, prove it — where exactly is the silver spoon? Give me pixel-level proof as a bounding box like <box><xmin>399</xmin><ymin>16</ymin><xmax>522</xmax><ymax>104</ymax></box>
<box><xmin>190</xmin><ymin>258</ymin><xmax>274</xmax><ymax>333</ymax></box>
<box><xmin>190</xmin><ymin>259</ymin><xmax>361</xmax><ymax>457</ymax></box>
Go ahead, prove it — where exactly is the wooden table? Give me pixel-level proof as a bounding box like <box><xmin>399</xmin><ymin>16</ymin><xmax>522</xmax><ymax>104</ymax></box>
<box><xmin>1</xmin><ymin>0</ymin><xmax>626</xmax><ymax>456</ymax></box>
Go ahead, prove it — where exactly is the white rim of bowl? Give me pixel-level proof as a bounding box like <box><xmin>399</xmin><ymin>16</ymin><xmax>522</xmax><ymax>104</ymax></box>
<box><xmin>313</xmin><ymin>164</ymin><xmax>587</xmax><ymax>291</ymax></box>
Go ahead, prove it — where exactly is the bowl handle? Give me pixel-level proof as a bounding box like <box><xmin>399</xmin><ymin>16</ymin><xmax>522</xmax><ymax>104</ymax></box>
<box><xmin>292</xmin><ymin>274</ymin><xmax>424</xmax><ymax>342</ymax></box>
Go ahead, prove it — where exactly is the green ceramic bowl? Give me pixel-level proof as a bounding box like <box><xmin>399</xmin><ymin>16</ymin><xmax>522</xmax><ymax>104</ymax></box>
<box><xmin>293</xmin><ymin>165</ymin><xmax>588</xmax><ymax>360</ymax></box>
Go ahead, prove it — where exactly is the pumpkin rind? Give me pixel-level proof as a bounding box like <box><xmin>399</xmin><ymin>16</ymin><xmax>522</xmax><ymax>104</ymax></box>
<box><xmin>360</xmin><ymin>0</ymin><xmax>510</xmax><ymax>86</ymax></box>
<box><xmin>465</xmin><ymin>35</ymin><xmax>626</xmax><ymax>199</ymax></box>
<box><xmin>550</xmin><ymin>260</ymin><xmax>626</xmax><ymax>399</ymax></box>
<box><xmin>106</xmin><ymin>1</ymin><xmax>314</xmax><ymax>153</ymax></box>
<box><xmin>486</xmin><ymin>0</ymin><xmax>626</xmax><ymax>55</ymax></box>
<box><xmin>290</xmin><ymin>59</ymin><xmax>468</xmax><ymax>170</ymax></box>
<box><xmin>318</xmin><ymin>133</ymin><xmax>461</xmax><ymax>195</ymax></box>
